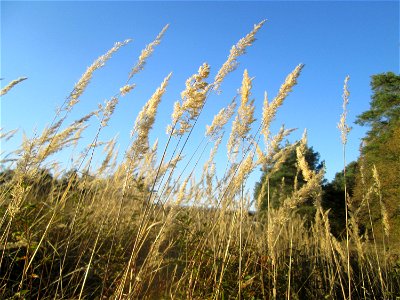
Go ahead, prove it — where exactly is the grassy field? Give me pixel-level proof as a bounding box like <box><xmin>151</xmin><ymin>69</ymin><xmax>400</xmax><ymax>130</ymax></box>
<box><xmin>1</xmin><ymin>21</ymin><xmax>399</xmax><ymax>299</ymax></box>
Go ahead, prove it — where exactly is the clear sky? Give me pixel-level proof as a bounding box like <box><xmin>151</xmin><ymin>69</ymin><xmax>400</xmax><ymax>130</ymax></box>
<box><xmin>1</xmin><ymin>1</ymin><xmax>399</xmax><ymax>191</ymax></box>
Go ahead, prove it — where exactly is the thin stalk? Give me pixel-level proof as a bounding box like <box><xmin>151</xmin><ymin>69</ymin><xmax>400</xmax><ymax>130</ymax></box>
<box><xmin>238</xmin><ymin>140</ymin><xmax>244</xmax><ymax>300</ymax></box>
<box><xmin>343</xmin><ymin>148</ymin><xmax>351</xmax><ymax>300</ymax></box>
<box><xmin>287</xmin><ymin>223</ymin><xmax>293</xmax><ymax>300</ymax></box>
<box><xmin>78</xmin><ymin>210</ymin><xmax>107</xmax><ymax>300</ymax></box>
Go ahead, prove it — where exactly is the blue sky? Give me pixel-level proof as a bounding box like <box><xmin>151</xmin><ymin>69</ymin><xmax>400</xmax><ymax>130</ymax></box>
<box><xmin>1</xmin><ymin>1</ymin><xmax>399</xmax><ymax>190</ymax></box>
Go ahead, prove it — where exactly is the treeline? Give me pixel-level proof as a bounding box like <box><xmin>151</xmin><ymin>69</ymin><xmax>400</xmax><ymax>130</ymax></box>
<box><xmin>255</xmin><ymin>72</ymin><xmax>400</xmax><ymax>245</ymax></box>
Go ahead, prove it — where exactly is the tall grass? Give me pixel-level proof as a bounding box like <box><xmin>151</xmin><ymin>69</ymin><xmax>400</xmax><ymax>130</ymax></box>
<box><xmin>338</xmin><ymin>75</ymin><xmax>351</xmax><ymax>300</ymax></box>
<box><xmin>1</xmin><ymin>21</ymin><xmax>399</xmax><ymax>299</ymax></box>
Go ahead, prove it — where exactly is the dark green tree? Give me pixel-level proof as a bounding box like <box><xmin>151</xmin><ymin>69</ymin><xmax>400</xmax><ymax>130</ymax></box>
<box><xmin>328</xmin><ymin>161</ymin><xmax>358</xmax><ymax>196</ymax></box>
<box><xmin>355</xmin><ymin>72</ymin><xmax>400</xmax><ymax>146</ymax></box>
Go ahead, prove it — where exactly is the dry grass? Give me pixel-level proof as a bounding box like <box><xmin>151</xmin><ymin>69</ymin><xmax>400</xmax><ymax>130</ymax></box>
<box><xmin>1</xmin><ymin>21</ymin><xmax>399</xmax><ymax>299</ymax></box>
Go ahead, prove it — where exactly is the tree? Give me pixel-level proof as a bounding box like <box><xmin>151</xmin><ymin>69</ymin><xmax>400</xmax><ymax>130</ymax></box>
<box><xmin>355</xmin><ymin>72</ymin><xmax>400</xmax><ymax>146</ymax></box>
<box><xmin>328</xmin><ymin>161</ymin><xmax>358</xmax><ymax>196</ymax></box>
<box><xmin>254</xmin><ymin>143</ymin><xmax>324</xmax><ymax>222</ymax></box>
<box><xmin>353</xmin><ymin>72</ymin><xmax>400</xmax><ymax>244</ymax></box>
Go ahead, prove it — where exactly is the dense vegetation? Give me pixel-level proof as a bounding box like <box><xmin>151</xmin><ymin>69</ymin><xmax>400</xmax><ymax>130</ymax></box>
<box><xmin>1</xmin><ymin>22</ymin><xmax>399</xmax><ymax>299</ymax></box>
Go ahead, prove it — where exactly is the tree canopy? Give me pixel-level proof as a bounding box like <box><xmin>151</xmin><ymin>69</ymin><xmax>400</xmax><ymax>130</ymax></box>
<box><xmin>356</xmin><ymin>72</ymin><xmax>400</xmax><ymax>152</ymax></box>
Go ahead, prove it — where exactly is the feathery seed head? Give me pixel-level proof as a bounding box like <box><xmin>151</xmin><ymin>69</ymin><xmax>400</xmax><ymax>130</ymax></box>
<box><xmin>372</xmin><ymin>164</ymin><xmax>381</xmax><ymax>192</ymax></box>
<box><xmin>261</xmin><ymin>64</ymin><xmax>304</xmax><ymax>141</ymax></box>
<box><xmin>268</xmin><ymin>144</ymin><xmax>296</xmax><ymax>176</ymax></box>
<box><xmin>214</xmin><ymin>20</ymin><xmax>266</xmax><ymax>91</ymax></box>
<box><xmin>231</xmin><ymin>154</ymin><xmax>255</xmax><ymax>193</ymax></box>
<box><xmin>175</xmin><ymin>178</ymin><xmax>189</xmax><ymax>206</ymax></box>
<box><xmin>36</xmin><ymin>121</ymin><xmax>88</xmax><ymax>163</ymax></box>
<box><xmin>268</xmin><ymin>125</ymin><xmax>295</xmax><ymax>155</ymax></box>
<box><xmin>203</xmin><ymin>135</ymin><xmax>223</xmax><ymax>179</ymax></box>
<box><xmin>68</xmin><ymin>39</ymin><xmax>131</xmax><ymax>109</ymax></box>
<box><xmin>0</xmin><ymin>128</ymin><xmax>19</xmax><ymax>142</ymax></box>
<box><xmin>168</xmin><ymin>63</ymin><xmax>210</xmax><ymax>136</ymax></box>
<box><xmin>296</xmin><ymin>129</ymin><xmax>314</xmax><ymax>181</ymax></box>
<box><xmin>129</xmin><ymin>24</ymin><xmax>169</xmax><ymax>79</ymax></box>
<box><xmin>1</xmin><ymin>77</ymin><xmax>28</xmax><ymax>96</ymax></box>
<box><xmin>381</xmin><ymin>202</ymin><xmax>390</xmax><ymax>237</ymax></box>
<box><xmin>338</xmin><ymin>75</ymin><xmax>351</xmax><ymax>145</ymax></box>
<box><xmin>120</xmin><ymin>84</ymin><xmax>135</xmax><ymax>96</ymax></box>
<box><xmin>206</xmin><ymin>99</ymin><xmax>236</xmax><ymax>139</ymax></box>
<box><xmin>101</xmin><ymin>97</ymin><xmax>119</xmax><ymax>127</ymax></box>
<box><xmin>129</xmin><ymin>73</ymin><xmax>171</xmax><ymax>157</ymax></box>
<box><xmin>227</xmin><ymin>70</ymin><xmax>255</xmax><ymax>159</ymax></box>
<box><xmin>254</xmin><ymin>141</ymin><xmax>266</xmax><ymax>166</ymax></box>
<box><xmin>261</xmin><ymin>91</ymin><xmax>269</xmax><ymax>137</ymax></box>
<box><xmin>97</xmin><ymin>135</ymin><xmax>118</xmax><ymax>174</ymax></box>
<box><xmin>372</xmin><ymin>165</ymin><xmax>390</xmax><ymax>236</ymax></box>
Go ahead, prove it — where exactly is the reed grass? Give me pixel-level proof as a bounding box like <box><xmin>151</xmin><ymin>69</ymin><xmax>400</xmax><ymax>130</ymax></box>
<box><xmin>1</xmin><ymin>21</ymin><xmax>399</xmax><ymax>300</ymax></box>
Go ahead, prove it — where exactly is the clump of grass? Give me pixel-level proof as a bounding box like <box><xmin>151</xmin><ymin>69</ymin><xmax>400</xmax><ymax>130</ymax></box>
<box><xmin>1</xmin><ymin>21</ymin><xmax>399</xmax><ymax>300</ymax></box>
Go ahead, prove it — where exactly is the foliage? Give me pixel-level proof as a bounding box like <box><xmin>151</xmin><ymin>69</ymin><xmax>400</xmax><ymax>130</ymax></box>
<box><xmin>353</xmin><ymin>72</ymin><xmax>400</xmax><ymax>247</ymax></box>
<box><xmin>355</xmin><ymin>72</ymin><xmax>400</xmax><ymax>146</ymax></box>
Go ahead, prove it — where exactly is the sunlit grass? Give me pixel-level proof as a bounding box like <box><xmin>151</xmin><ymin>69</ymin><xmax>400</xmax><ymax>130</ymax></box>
<box><xmin>1</xmin><ymin>21</ymin><xmax>399</xmax><ymax>299</ymax></box>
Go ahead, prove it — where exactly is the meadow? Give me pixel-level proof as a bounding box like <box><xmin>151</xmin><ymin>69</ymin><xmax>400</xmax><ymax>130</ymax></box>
<box><xmin>1</xmin><ymin>21</ymin><xmax>399</xmax><ymax>299</ymax></box>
